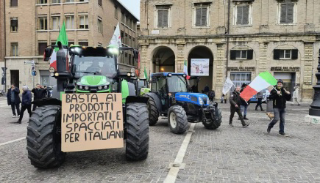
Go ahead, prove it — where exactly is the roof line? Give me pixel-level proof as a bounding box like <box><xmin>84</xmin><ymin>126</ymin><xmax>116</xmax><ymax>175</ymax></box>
<box><xmin>116</xmin><ymin>0</ymin><xmax>139</xmax><ymax>21</ymax></box>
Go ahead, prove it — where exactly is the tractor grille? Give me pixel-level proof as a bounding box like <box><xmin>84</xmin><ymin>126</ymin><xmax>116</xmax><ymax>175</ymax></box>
<box><xmin>191</xmin><ymin>96</ymin><xmax>198</xmax><ymax>102</ymax></box>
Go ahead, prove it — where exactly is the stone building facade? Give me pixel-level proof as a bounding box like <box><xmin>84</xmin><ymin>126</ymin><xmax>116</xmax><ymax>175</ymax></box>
<box><xmin>139</xmin><ymin>0</ymin><xmax>320</xmax><ymax>101</ymax></box>
<box><xmin>3</xmin><ymin>0</ymin><xmax>138</xmax><ymax>90</ymax></box>
<box><xmin>0</xmin><ymin>0</ymin><xmax>5</xmax><ymax>90</ymax></box>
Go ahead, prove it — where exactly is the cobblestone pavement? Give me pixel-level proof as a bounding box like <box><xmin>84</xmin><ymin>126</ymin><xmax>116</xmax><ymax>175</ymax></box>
<box><xmin>0</xmin><ymin>99</ymin><xmax>320</xmax><ymax>183</ymax></box>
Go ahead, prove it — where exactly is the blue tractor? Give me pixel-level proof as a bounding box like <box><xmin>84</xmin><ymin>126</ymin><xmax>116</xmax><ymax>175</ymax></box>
<box><xmin>145</xmin><ymin>73</ymin><xmax>222</xmax><ymax>134</ymax></box>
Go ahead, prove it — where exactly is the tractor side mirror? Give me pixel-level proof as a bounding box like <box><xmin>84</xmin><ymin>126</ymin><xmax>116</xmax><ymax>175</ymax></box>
<box><xmin>44</xmin><ymin>47</ymin><xmax>53</xmax><ymax>61</ymax></box>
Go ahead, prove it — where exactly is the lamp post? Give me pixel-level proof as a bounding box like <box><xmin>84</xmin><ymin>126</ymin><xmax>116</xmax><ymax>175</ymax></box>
<box><xmin>309</xmin><ymin>50</ymin><xmax>320</xmax><ymax>116</ymax></box>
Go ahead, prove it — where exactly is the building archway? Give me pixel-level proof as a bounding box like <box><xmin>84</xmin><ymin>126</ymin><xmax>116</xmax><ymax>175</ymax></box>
<box><xmin>152</xmin><ymin>46</ymin><xmax>175</xmax><ymax>73</ymax></box>
<box><xmin>188</xmin><ymin>46</ymin><xmax>214</xmax><ymax>93</ymax></box>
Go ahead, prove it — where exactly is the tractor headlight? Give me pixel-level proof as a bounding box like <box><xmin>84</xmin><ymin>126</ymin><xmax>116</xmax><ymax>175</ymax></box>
<box><xmin>127</xmin><ymin>72</ymin><xmax>131</xmax><ymax>77</ymax></box>
<box><xmin>98</xmin><ymin>86</ymin><xmax>103</xmax><ymax>90</ymax></box>
<box><xmin>85</xmin><ymin>86</ymin><xmax>89</xmax><ymax>90</ymax></box>
<box><xmin>198</xmin><ymin>97</ymin><xmax>204</xmax><ymax>105</ymax></box>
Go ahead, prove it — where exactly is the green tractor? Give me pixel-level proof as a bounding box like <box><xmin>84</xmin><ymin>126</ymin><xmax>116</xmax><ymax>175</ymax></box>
<box><xmin>27</xmin><ymin>44</ymin><xmax>149</xmax><ymax>169</ymax></box>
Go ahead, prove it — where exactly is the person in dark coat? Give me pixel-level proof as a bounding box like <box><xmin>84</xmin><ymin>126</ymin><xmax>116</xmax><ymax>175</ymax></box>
<box><xmin>17</xmin><ymin>86</ymin><xmax>32</xmax><ymax>124</ymax></box>
<box><xmin>267</xmin><ymin>79</ymin><xmax>291</xmax><ymax>135</ymax></box>
<box><xmin>240</xmin><ymin>83</ymin><xmax>249</xmax><ymax>120</ymax></box>
<box><xmin>229</xmin><ymin>86</ymin><xmax>249</xmax><ymax>127</ymax></box>
<box><xmin>7</xmin><ymin>84</ymin><xmax>21</xmax><ymax>118</ymax></box>
<box><xmin>255</xmin><ymin>91</ymin><xmax>264</xmax><ymax>111</ymax></box>
<box><xmin>32</xmin><ymin>84</ymin><xmax>47</xmax><ymax>111</ymax></box>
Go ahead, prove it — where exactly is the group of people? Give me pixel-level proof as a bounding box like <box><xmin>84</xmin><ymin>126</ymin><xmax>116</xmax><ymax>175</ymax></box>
<box><xmin>228</xmin><ymin>79</ymin><xmax>292</xmax><ymax>136</ymax></box>
<box><xmin>7</xmin><ymin>84</ymin><xmax>49</xmax><ymax>124</ymax></box>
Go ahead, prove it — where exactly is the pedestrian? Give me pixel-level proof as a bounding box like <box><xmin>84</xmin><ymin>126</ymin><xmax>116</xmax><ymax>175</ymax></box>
<box><xmin>229</xmin><ymin>86</ymin><xmax>249</xmax><ymax>128</ymax></box>
<box><xmin>221</xmin><ymin>94</ymin><xmax>227</xmax><ymax>103</ymax></box>
<box><xmin>267</xmin><ymin>79</ymin><xmax>291</xmax><ymax>136</ymax></box>
<box><xmin>255</xmin><ymin>91</ymin><xmax>264</xmax><ymax>111</ymax></box>
<box><xmin>7</xmin><ymin>84</ymin><xmax>21</xmax><ymax>118</ymax></box>
<box><xmin>240</xmin><ymin>83</ymin><xmax>249</xmax><ymax>120</ymax></box>
<box><xmin>292</xmin><ymin>85</ymin><xmax>300</xmax><ymax>106</ymax></box>
<box><xmin>32</xmin><ymin>84</ymin><xmax>47</xmax><ymax>111</ymax></box>
<box><xmin>203</xmin><ymin>84</ymin><xmax>210</xmax><ymax>94</ymax></box>
<box><xmin>16</xmin><ymin>86</ymin><xmax>32</xmax><ymax>124</ymax></box>
<box><xmin>208</xmin><ymin>90</ymin><xmax>215</xmax><ymax>101</ymax></box>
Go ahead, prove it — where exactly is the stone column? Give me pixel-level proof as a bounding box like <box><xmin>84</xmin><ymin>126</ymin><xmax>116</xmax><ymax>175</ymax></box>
<box><xmin>302</xmin><ymin>42</ymin><xmax>314</xmax><ymax>100</ymax></box>
<box><xmin>257</xmin><ymin>42</ymin><xmax>268</xmax><ymax>74</ymax></box>
<box><xmin>214</xmin><ymin>43</ymin><xmax>226</xmax><ymax>99</ymax></box>
<box><xmin>176</xmin><ymin>39</ymin><xmax>186</xmax><ymax>73</ymax></box>
<box><xmin>139</xmin><ymin>45</ymin><xmax>149</xmax><ymax>79</ymax></box>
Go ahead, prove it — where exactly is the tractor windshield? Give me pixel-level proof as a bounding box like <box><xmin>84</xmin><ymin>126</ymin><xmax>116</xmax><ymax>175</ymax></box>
<box><xmin>167</xmin><ymin>75</ymin><xmax>188</xmax><ymax>93</ymax></box>
<box><xmin>73</xmin><ymin>55</ymin><xmax>117</xmax><ymax>78</ymax></box>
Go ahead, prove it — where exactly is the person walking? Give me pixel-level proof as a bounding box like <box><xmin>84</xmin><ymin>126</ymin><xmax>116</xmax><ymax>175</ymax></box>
<box><xmin>292</xmin><ymin>85</ymin><xmax>300</xmax><ymax>106</ymax></box>
<box><xmin>17</xmin><ymin>86</ymin><xmax>32</xmax><ymax>124</ymax></box>
<box><xmin>229</xmin><ymin>86</ymin><xmax>249</xmax><ymax>128</ymax></box>
<box><xmin>255</xmin><ymin>91</ymin><xmax>264</xmax><ymax>111</ymax></box>
<box><xmin>32</xmin><ymin>84</ymin><xmax>46</xmax><ymax>111</ymax></box>
<box><xmin>267</xmin><ymin>79</ymin><xmax>291</xmax><ymax>136</ymax></box>
<box><xmin>240</xmin><ymin>84</ymin><xmax>249</xmax><ymax>120</ymax></box>
<box><xmin>7</xmin><ymin>84</ymin><xmax>21</xmax><ymax>118</ymax></box>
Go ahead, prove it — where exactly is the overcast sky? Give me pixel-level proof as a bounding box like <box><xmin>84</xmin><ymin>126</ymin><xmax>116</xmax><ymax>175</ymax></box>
<box><xmin>118</xmin><ymin>0</ymin><xmax>140</xmax><ymax>20</ymax></box>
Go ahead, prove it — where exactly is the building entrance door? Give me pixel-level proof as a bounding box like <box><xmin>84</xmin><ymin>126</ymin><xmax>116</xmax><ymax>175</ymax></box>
<box><xmin>10</xmin><ymin>70</ymin><xmax>19</xmax><ymax>88</ymax></box>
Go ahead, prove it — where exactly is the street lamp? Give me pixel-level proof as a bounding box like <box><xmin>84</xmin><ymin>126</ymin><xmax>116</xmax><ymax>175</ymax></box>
<box><xmin>309</xmin><ymin>49</ymin><xmax>320</xmax><ymax>116</ymax></box>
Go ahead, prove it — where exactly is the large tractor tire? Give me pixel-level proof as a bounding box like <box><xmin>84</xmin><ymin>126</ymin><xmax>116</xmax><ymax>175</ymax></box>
<box><xmin>146</xmin><ymin>96</ymin><xmax>159</xmax><ymax>126</ymax></box>
<box><xmin>168</xmin><ymin>105</ymin><xmax>189</xmax><ymax>134</ymax></box>
<box><xmin>202</xmin><ymin>108</ymin><xmax>222</xmax><ymax>130</ymax></box>
<box><xmin>126</xmin><ymin>103</ymin><xmax>149</xmax><ymax>161</ymax></box>
<box><xmin>27</xmin><ymin>105</ymin><xmax>65</xmax><ymax>169</ymax></box>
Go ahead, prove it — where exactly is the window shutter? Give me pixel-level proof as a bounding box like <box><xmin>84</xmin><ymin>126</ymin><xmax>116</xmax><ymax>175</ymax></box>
<box><xmin>158</xmin><ymin>10</ymin><xmax>163</xmax><ymax>27</ymax></box>
<box><xmin>237</xmin><ymin>6</ymin><xmax>243</xmax><ymax>25</ymax></box>
<box><xmin>291</xmin><ymin>49</ymin><xmax>298</xmax><ymax>60</ymax></box>
<box><xmin>201</xmin><ymin>8</ymin><xmax>207</xmax><ymax>26</ymax></box>
<box><xmin>163</xmin><ymin>10</ymin><xmax>168</xmax><ymax>27</ymax></box>
<box><xmin>196</xmin><ymin>8</ymin><xmax>201</xmax><ymax>26</ymax></box>
<box><xmin>280</xmin><ymin>4</ymin><xmax>287</xmax><ymax>24</ymax></box>
<box><xmin>230</xmin><ymin>50</ymin><xmax>237</xmax><ymax>60</ymax></box>
<box><xmin>242</xmin><ymin>5</ymin><xmax>249</xmax><ymax>25</ymax></box>
<box><xmin>286</xmin><ymin>3</ymin><xmax>294</xmax><ymax>23</ymax></box>
<box><xmin>247</xmin><ymin>50</ymin><xmax>253</xmax><ymax>60</ymax></box>
<box><xmin>274</xmin><ymin>49</ymin><xmax>280</xmax><ymax>60</ymax></box>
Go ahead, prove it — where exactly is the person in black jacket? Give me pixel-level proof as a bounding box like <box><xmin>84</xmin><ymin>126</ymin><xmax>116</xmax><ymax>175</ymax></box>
<box><xmin>32</xmin><ymin>84</ymin><xmax>47</xmax><ymax>111</ymax></box>
<box><xmin>17</xmin><ymin>86</ymin><xmax>32</xmax><ymax>124</ymax></box>
<box><xmin>267</xmin><ymin>79</ymin><xmax>291</xmax><ymax>135</ymax></box>
<box><xmin>240</xmin><ymin>84</ymin><xmax>249</xmax><ymax>120</ymax></box>
<box><xmin>7</xmin><ymin>84</ymin><xmax>21</xmax><ymax>118</ymax></box>
<box><xmin>229</xmin><ymin>86</ymin><xmax>249</xmax><ymax>127</ymax></box>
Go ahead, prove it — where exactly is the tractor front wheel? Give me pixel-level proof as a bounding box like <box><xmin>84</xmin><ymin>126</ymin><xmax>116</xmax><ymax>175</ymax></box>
<box><xmin>168</xmin><ymin>105</ymin><xmax>189</xmax><ymax>134</ymax></box>
<box><xmin>202</xmin><ymin>108</ymin><xmax>222</xmax><ymax>130</ymax></box>
<box><xmin>126</xmin><ymin>103</ymin><xmax>149</xmax><ymax>161</ymax></box>
<box><xmin>146</xmin><ymin>96</ymin><xmax>159</xmax><ymax>126</ymax></box>
<box><xmin>27</xmin><ymin>105</ymin><xmax>65</xmax><ymax>169</ymax></box>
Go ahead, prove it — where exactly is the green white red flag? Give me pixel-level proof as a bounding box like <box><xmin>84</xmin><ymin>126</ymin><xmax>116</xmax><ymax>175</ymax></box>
<box><xmin>240</xmin><ymin>72</ymin><xmax>277</xmax><ymax>101</ymax></box>
<box><xmin>50</xmin><ymin>21</ymin><xmax>68</xmax><ymax>70</ymax></box>
<box><xmin>183</xmin><ymin>60</ymin><xmax>190</xmax><ymax>79</ymax></box>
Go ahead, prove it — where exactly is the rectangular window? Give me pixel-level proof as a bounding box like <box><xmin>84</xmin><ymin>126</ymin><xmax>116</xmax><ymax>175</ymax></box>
<box><xmin>195</xmin><ymin>4</ymin><xmax>208</xmax><ymax>27</ymax></box>
<box><xmin>79</xmin><ymin>0</ymin><xmax>88</xmax><ymax>2</ymax></box>
<box><xmin>274</xmin><ymin>49</ymin><xmax>298</xmax><ymax>60</ymax></box>
<box><xmin>280</xmin><ymin>3</ymin><xmax>294</xmax><ymax>24</ymax></box>
<box><xmin>230</xmin><ymin>50</ymin><xmax>253</xmax><ymax>60</ymax></box>
<box><xmin>11</xmin><ymin>43</ymin><xmax>18</xmax><ymax>56</ymax></box>
<box><xmin>65</xmin><ymin>15</ymin><xmax>74</xmax><ymax>29</ymax></box>
<box><xmin>52</xmin><ymin>0</ymin><xmax>60</xmax><ymax>3</ymax></box>
<box><xmin>156</xmin><ymin>6</ymin><xmax>169</xmax><ymax>28</ymax></box>
<box><xmin>98</xmin><ymin>0</ymin><xmax>102</xmax><ymax>6</ymax></box>
<box><xmin>236</xmin><ymin>50</ymin><xmax>247</xmax><ymax>59</ymax></box>
<box><xmin>38</xmin><ymin>0</ymin><xmax>47</xmax><ymax>4</ymax></box>
<box><xmin>79</xmin><ymin>15</ymin><xmax>89</xmax><ymax>29</ymax></box>
<box><xmin>10</xmin><ymin>0</ymin><xmax>18</xmax><ymax>7</ymax></box>
<box><xmin>10</xmin><ymin>18</ymin><xmax>18</xmax><ymax>32</ymax></box>
<box><xmin>230</xmin><ymin>72</ymin><xmax>251</xmax><ymax>87</ymax></box>
<box><xmin>51</xmin><ymin>16</ymin><xmax>60</xmax><ymax>30</ymax></box>
<box><xmin>38</xmin><ymin>17</ymin><xmax>48</xmax><ymax>30</ymax></box>
<box><xmin>38</xmin><ymin>42</ymin><xmax>47</xmax><ymax>55</ymax></box>
<box><xmin>65</xmin><ymin>0</ymin><xmax>74</xmax><ymax>2</ymax></box>
<box><xmin>98</xmin><ymin>18</ymin><xmax>103</xmax><ymax>33</ymax></box>
<box><xmin>280</xmin><ymin>50</ymin><xmax>292</xmax><ymax>59</ymax></box>
<box><xmin>78</xmin><ymin>41</ymin><xmax>88</xmax><ymax>46</ymax></box>
<box><xmin>236</xmin><ymin>5</ymin><xmax>250</xmax><ymax>25</ymax></box>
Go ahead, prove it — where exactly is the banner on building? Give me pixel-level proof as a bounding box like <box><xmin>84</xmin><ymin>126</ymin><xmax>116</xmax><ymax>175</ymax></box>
<box><xmin>190</xmin><ymin>58</ymin><xmax>209</xmax><ymax>76</ymax></box>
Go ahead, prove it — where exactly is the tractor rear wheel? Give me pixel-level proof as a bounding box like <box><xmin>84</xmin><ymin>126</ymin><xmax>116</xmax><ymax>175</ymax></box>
<box><xmin>27</xmin><ymin>105</ymin><xmax>65</xmax><ymax>169</ymax></box>
<box><xmin>202</xmin><ymin>108</ymin><xmax>222</xmax><ymax>130</ymax></box>
<box><xmin>168</xmin><ymin>105</ymin><xmax>189</xmax><ymax>134</ymax></box>
<box><xmin>126</xmin><ymin>103</ymin><xmax>149</xmax><ymax>161</ymax></box>
<box><xmin>146</xmin><ymin>96</ymin><xmax>159</xmax><ymax>126</ymax></box>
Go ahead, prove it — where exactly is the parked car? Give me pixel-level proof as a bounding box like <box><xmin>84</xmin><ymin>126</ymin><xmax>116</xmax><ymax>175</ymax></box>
<box><xmin>249</xmin><ymin>89</ymin><xmax>270</xmax><ymax>103</ymax></box>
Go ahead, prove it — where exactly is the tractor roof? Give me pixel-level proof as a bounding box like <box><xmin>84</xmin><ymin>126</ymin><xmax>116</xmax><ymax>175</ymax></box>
<box><xmin>151</xmin><ymin>72</ymin><xmax>185</xmax><ymax>77</ymax></box>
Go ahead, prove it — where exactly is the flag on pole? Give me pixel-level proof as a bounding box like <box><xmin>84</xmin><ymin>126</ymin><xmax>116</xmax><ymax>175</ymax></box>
<box><xmin>240</xmin><ymin>72</ymin><xmax>278</xmax><ymax>101</ymax></box>
<box><xmin>183</xmin><ymin>60</ymin><xmax>191</xmax><ymax>80</ymax></box>
<box><xmin>144</xmin><ymin>66</ymin><xmax>148</xmax><ymax>80</ymax></box>
<box><xmin>109</xmin><ymin>23</ymin><xmax>122</xmax><ymax>48</ymax></box>
<box><xmin>222</xmin><ymin>77</ymin><xmax>234</xmax><ymax>95</ymax></box>
<box><xmin>50</xmin><ymin>21</ymin><xmax>68</xmax><ymax>70</ymax></box>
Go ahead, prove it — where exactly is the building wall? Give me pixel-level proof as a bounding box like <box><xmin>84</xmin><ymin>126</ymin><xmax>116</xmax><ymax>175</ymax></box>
<box><xmin>140</xmin><ymin>0</ymin><xmax>320</xmax><ymax>101</ymax></box>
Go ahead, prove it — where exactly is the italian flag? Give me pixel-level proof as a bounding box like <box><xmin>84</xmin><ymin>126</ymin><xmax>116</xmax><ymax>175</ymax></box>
<box><xmin>183</xmin><ymin>60</ymin><xmax>190</xmax><ymax>80</ymax></box>
<box><xmin>144</xmin><ymin>66</ymin><xmax>148</xmax><ymax>80</ymax></box>
<box><xmin>50</xmin><ymin>21</ymin><xmax>68</xmax><ymax>70</ymax></box>
<box><xmin>240</xmin><ymin>72</ymin><xmax>278</xmax><ymax>101</ymax></box>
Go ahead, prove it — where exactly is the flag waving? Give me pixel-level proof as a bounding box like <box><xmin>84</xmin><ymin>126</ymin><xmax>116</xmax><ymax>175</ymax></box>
<box><xmin>240</xmin><ymin>72</ymin><xmax>278</xmax><ymax>101</ymax></box>
<box><xmin>144</xmin><ymin>66</ymin><xmax>148</xmax><ymax>80</ymax></box>
<box><xmin>222</xmin><ymin>77</ymin><xmax>234</xmax><ymax>95</ymax></box>
<box><xmin>50</xmin><ymin>21</ymin><xmax>68</xmax><ymax>70</ymax></box>
<box><xmin>109</xmin><ymin>23</ymin><xmax>122</xmax><ymax>48</ymax></box>
<box><xmin>183</xmin><ymin>60</ymin><xmax>191</xmax><ymax>80</ymax></box>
